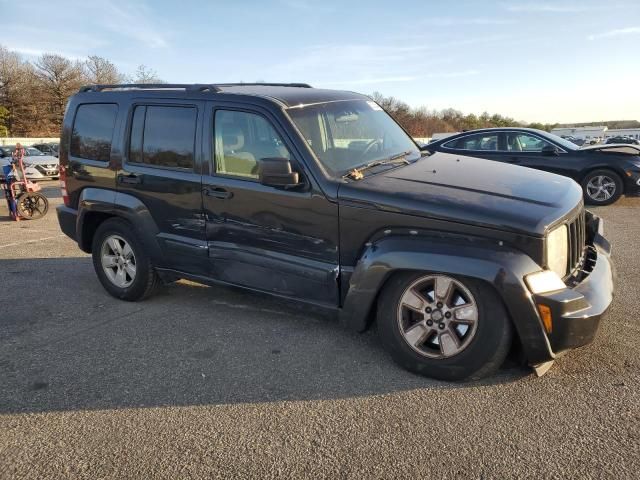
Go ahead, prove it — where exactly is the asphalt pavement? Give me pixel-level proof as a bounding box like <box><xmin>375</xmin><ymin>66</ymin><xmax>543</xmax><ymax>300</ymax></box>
<box><xmin>0</xmin><ymin>184</ymin><xmax>638</xmax><ymax>479</ymax></box>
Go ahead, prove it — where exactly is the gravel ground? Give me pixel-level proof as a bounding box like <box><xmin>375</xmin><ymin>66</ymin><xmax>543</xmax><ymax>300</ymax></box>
<box><xmin>0</xmin><ymin>184</ymin><xmax>638</xmax><ymax>479</ymax></box>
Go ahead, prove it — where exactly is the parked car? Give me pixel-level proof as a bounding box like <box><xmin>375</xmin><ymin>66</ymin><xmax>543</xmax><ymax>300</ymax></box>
<box><xmin>57</xmin><ymin>83</ymin><xmax>614</xmax><ymax>381</ymax></box>
<box><xmin>605</xmin><ymin>136</ymin><xmax>640</xmax><ymax>145</ymax></box>
<box><xmin>32</xmin><ymin>142</ymin><xmax>60</xmax><ymax>157</ymax></box>
<box><xmin>0</xmin><ymin>145</ymin><xmax>59</xmax><ymax>180</ymax></box>
<box><xmin>426</xmin><ymin>128</ymin><xmax>640</xmax><ymax>205</ymax></box>
<box><xmin>560</xmin><ymin>135</ymin><xmax>585</xmax><ymax>146</ymax></box>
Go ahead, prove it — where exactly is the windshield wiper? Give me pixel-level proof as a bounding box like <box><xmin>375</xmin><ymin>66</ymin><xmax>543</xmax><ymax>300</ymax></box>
<box><xmin>343</xmin><ymin>151</ymin><xmax>412</xmax><ymax>180</ymax></box>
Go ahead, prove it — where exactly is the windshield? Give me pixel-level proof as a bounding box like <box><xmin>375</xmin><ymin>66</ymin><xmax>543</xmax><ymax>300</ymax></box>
<box><xmin>25</xmin><ymin>148</ymin><xmax>45</xmax><ymax>156</ymax></box>
<box><xmin>540</xmin><ymin>131</ymin><xmax>579</xmax><ymax>151</ymax></box>
<box><xmin>287</xmin><ymin>99</ymin><xmax>420</xmax><ymax>176</ymax></box>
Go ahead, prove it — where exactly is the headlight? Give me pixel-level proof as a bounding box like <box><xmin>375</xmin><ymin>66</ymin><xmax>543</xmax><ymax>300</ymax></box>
<box><xmin>525</xmin><ymin>270</ymin><xmax>566</xmax><ymax>294</ymax></box>
<box><xmin>547</xmin><ymin>225</ymin><xmax>568</xmax><ymax>277</ymax></box>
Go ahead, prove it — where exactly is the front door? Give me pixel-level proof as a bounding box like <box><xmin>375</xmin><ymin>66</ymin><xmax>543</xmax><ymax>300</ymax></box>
<box><xmin>201</xmin><ymin>104</ymin><xmax>340</xmax><ymax>306</ymax></box>
<box><xmin>500</xmin><ymin>131</ymin><xmax>574</xmax><ymax>178</ymax></box>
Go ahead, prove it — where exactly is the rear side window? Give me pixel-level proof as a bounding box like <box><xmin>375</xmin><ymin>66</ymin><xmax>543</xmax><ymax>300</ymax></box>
<box><xmin>70</xmin><ymin>103</ymin><xmax>118</xmax><ymax>162</ymax></box>
<box><xmin>444</xmin><ymin>133</ymin><xmax>499</xmax><ymax>151</ymax></box>
<box><xmin>129</xmin><ymin>105</ymin><xmax>196</xmax><ymax>170</ymax></box>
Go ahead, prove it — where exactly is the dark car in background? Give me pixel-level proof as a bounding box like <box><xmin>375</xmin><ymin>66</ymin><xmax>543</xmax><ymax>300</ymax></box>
<box><xmin>426</xmin><ymin>128</ymin><xmax>640</xmax><ymax>205</ymax></box>
<box><xmin>560</xmin><ymin>135</ymin><xmax>585</xmax><ymax>146</ymax></box>
<box><xmin>605</xmin><ymin>136</ymin><xmax>640</xmax><ymax>145</ymax></box>
<box><xmin>32</xmin><ymin>142</ymin><xmax>60</xmax><ymax>157</ymax></box>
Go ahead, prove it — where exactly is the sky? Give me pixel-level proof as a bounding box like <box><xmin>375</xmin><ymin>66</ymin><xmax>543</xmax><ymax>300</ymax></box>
<box><xmin>2</xmin><ymin>0</ymin><xmax>640</xmax><ymax>123</ymax></box>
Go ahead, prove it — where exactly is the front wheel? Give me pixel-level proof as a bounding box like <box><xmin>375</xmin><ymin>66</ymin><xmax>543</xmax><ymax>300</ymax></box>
<box><xmin>377</xmin><ymin>272</ymin><xmax>513</xmax><ymax>381</ymax></box>
<box><xmin>581</xmin><ymin>170</ymin><xmax>623</xmax><ymax>205</ymax></box>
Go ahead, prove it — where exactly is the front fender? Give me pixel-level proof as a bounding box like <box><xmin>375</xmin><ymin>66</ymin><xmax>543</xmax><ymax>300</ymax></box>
<box><xmin>339</xmin><ymin>235</ymin><xmax>554</xmax><ymax>365</ymax></box>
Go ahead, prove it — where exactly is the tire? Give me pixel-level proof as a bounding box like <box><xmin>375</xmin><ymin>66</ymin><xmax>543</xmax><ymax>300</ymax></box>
<box><xmin>91</xmin><ymin>218</ymin><xmax>160</xmax><ymax>301</ymax></box>
<box><xmin>581</xmin><ymin>169</ymin><xmax>623</xmax><ymax>206</ymax></box>
<box><xmin>377</xmin><ymin>272</ymin><xmax>513</xmax><ymax>381</ymax></box>
<box><xmin>16</xmin><ymin>192</ymin><xmax>48</xmax><ymax>219</ymax></box>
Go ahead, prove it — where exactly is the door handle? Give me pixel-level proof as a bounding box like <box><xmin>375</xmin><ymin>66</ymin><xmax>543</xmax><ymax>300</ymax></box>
<box><xmin>203</xmin><ymin>187</ymin><xmax>233</xmax><ymax>199</ymax></box>
<box><xmin>118</xmin><ymin>174</ymin><xmax>142</xmax><ymax>185</ymax></box>
<box><xmin>507</xmin><ymin>157</ymin><xmax>520</xmax><ymax>163</ymax></box>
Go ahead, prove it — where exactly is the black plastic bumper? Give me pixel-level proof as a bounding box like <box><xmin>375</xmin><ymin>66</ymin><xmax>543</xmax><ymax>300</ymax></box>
<box><xmin>56</xmin><ymin>205</ymin><xmax>78</xmax><ymax>241</ymax></box>
<box><xmin>533</xmin><ymin>216</ymin><xmax>613</xmax><ymax>355</ymax></box>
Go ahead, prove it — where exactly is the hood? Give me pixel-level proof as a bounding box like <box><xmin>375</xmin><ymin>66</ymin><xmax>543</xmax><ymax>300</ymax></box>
<box><xmin>337</xmin><ymin>152</ymin><xmax>583</xmax><ymax>236</ymax></box>
<box><xmin>23</xmin><ymin>155</ymin><xmax>59</xmax><ymax>165</ymax></box>
<box><xmin>580</xmin><ymin>144</ymin><xmax>640</xmax><ymax>155</ymax></box>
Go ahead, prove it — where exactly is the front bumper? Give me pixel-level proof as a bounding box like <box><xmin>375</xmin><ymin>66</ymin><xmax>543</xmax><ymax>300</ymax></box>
<box><xmin>624</xmin><ymin>173</ymin><xmax>640</xmax><ymax>196</ymax></box>
<box><xmin>532</xmin><ymin>214</ymin><xmax>613</xmax><ymax>356</ymax></box>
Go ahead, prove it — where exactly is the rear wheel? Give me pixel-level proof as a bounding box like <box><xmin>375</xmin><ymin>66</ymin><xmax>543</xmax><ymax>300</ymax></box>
<box><xmin>377</xmin><ymin>272</ymin><xmax>513</xmax><ymax>381</ymax></box>
<box><xmin>16</xmin><ymin>192</ymin><xmax>48</xmax><ymax>219</ymax></box>
<box><xmin>92</xmin><ymin>218</ymin><xmax>159</xmax><ymax>301</ymax></box>
<box><xmin>581</xmin><ymin>169</ymin><xmax>623</xmax><ymax>205</ymax></box>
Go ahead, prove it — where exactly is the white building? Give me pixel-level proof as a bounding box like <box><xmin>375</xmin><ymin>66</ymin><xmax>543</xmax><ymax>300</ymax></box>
<box><xmin>550</xmin><ymin>126</ymin><xmax>607</xmax><ymax>142</ymax></box>
<box><xmin>551</xmin><ymin>126</ymin><xmax>640</xmax><ymax>142</ymax></box>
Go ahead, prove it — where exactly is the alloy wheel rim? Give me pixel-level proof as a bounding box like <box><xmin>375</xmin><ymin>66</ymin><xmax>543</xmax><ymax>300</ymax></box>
<box><xmin>397</xmin><ymin>275</ymin><xmax>479</xmax><ymax>359</ymax></box>
<box><xmin>586</xmin><ymin>175</ymin><xmax>616</xmax><ymax>202</ymax></box>
<box><xmin>100</xmin><ymin>235</ymin><xmax>136</xmax><ymax>288</ymax></box>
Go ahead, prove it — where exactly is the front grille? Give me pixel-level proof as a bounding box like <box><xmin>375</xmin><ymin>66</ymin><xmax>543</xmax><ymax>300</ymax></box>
<box><xmin>566</xmin><ymin>209</ymin><xmax>586</xmax><ymax>277</ymax></box>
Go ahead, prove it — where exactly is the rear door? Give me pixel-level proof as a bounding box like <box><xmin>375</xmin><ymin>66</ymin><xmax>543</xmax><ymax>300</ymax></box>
<box><xmin>117</xmin><ymin>99</ymin><xmax>207</xmax><ymax>274</ymax></box>
<box><xmin>201</xmin><ymin>102</ymin><xmax>340</xmax><ymax>306</ymax></box>
<box><xmin>440</xmin><ymin>132</ymin><xmax>504</xmax><ymax>163</ymax></box>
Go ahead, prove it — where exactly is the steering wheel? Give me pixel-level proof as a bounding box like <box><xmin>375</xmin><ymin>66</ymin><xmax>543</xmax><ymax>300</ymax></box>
<box><xmin>361</xmin><ymin>139</ymin><xmax>383</xmax><ymax>158</ymax></box>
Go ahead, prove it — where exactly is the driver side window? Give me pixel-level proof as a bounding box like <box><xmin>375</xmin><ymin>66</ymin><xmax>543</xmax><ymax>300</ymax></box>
<box><xmin>214</xmin><ymin>110</ymin><xmax>291</xmax><ymax>180</ymax></box>
<box><xmin>506</xmin><ymin>133</ymin><xmax>552</xmax><ymax>152</ymax></box>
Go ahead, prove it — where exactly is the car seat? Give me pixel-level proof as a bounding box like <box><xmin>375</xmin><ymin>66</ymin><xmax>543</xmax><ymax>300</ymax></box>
<box><xmin>220</xmin><ymin>125</ymin><xmax>258</xmax><ymax>176</ymax></box>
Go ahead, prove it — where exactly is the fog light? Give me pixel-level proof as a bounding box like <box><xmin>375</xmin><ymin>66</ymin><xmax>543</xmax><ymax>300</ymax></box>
<box><xmin>537</xmin><ymin>304</ymin><xmax>553</xmax><ymax>333</ymax></box>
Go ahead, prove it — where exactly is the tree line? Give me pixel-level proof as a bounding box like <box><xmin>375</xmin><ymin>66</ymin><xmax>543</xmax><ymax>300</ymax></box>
<box><xmin>1</xmin><ymin>45</ymin><xmax>593</xmax><ymax>139</ymax></box>
<box><xmin>0</xmin><ymin>45</ymin><xmax>162</xmax><ymax>137</ymax></box>
<box><xmin>369</xmin><ymin>92</ymin><xmax>557</xmax><ymax>137</ymax></box>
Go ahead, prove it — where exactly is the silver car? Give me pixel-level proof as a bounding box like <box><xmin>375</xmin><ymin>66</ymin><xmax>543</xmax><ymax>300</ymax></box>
<box><xmin>0</xmin><ymin>146</ymin><xmax>60</xmax><ymax>180</ymax></box>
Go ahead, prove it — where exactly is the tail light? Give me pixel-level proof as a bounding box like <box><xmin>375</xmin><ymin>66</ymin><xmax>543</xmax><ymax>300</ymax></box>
<box><xmin>59</xmin><ymin>164</ymin><xmax>70</xmax><ymax>206</ymax></box>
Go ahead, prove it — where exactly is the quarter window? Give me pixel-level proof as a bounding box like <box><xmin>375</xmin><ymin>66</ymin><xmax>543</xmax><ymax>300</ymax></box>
<box><xmin>70</xmin><ymin>103</ymin><xmax>118</xmax><ymax>162</ymax></box>
<box><xmin>214</xmin><ymin>110</ymin><xmax>291</xmax><ymax>179</ymax></box>
<box><xmin>444</xmin><ymin>133</ymin><xmax>499</xmax><ymax>151</ymax></box>
<box><xmin>129</xmin><ymin>105</ymin><xmax>196</xmax><ymax>169</ymax></box>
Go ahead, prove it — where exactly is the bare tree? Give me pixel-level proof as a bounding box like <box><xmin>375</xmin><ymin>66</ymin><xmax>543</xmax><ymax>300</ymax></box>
<box><xmin>133</xmin><ymin>64</ymin><xmax>163</xmax><ymax>84</ymax></box>
<box><xmin>85</xmin><ymin>55</ymin><xmax>125</xmax><ymax>84</ymax></box>
<box><xmin>34</xmin><ymin>53</ymin><xmax>85</xmax><ymax>132</ymax></box>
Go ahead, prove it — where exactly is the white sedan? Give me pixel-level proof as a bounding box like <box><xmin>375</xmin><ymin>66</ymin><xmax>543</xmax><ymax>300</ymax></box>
<box><xmin>0</xmin><ymin>146</ymin><xmax>59</xmax><ymax>180</ymax></box>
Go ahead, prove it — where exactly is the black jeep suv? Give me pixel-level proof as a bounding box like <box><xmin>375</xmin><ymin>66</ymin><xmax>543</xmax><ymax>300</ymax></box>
<box><xmin>57</xmin><ymin>83</ymin><xmax>614</xmax><ymax>380</ymax></box>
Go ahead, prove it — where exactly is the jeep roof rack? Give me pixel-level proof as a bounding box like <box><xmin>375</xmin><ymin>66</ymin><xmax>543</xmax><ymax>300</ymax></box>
<box><xmin>79</xmin><ymin>84</ymin><xmax>222</xmax><ymax>93</ymax></box>
<box><xmin>79</xmin><ymin>82</ymin><xmax>313</xmax><ymax>93</ymax></box>
<box><xmin>215</xmin><ymin>83</ymin><xmax>313</xmax><ymax>88</ymax></box>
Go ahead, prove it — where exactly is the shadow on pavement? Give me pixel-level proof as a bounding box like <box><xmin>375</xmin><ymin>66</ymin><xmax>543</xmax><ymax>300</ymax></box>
<box><xmin>0</xmin><ymin>256</ymin><xmax>529</xmax><ymax>414</ymax></box>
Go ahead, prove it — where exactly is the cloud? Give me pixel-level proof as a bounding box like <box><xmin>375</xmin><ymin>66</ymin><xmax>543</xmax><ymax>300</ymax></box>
<box><xmin>503</xmin><ymin>2</ymin><xmax>596</xmax><ymax>12</ymax></box>
<box><xmin>320</xmin><ymin>76</ymin><xmax>418</xmax><ymax>87</ymax></box>
<box><xmin>588</xmin><ymin>26</ymin><xmax>640</xmax><ymax>40</ymax></box>
<box><xmin>99</xmin><ymin>0</ymin><xmax>167</xmax><ymax>48</ymax></box>
<box><xmin>278</xmin><ymin>0</ymin><xmax>335</xmax><ymax>13</ymax></box>
<box><xmin>318</xmin><ymin>70</ymin><xmax>479</xmax><ymax>88</ymax></box>
<box><xmin>423</xmin><ymin>17</ymin><xmax>514</xmax><ymax>26</ymax></box>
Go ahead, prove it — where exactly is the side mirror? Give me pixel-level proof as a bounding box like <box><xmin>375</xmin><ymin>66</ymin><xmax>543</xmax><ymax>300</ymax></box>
<box><xmin>542</xmin><ymin>145</ymin><xmax>559</xmax><ymax>156</ymax></box>
<box><xmin>258</xmin><ymin>157</ymin><xmax>302</xmax><ymax>188</ymax></box>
